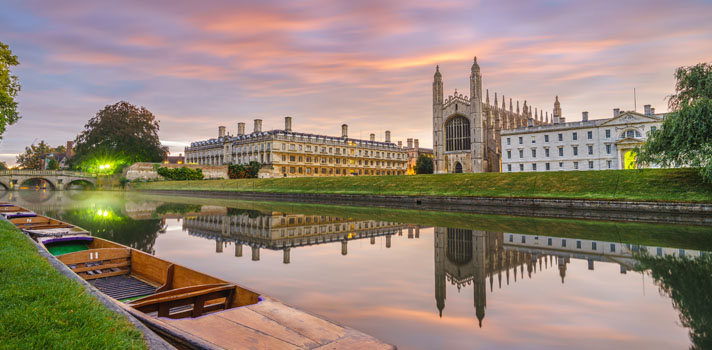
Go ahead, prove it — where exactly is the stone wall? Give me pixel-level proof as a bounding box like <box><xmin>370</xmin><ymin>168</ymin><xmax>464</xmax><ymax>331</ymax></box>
<box><xmin>124</xmin><ymin>162</ymin><xmax>229</xmax><ymax>181</ymax></box>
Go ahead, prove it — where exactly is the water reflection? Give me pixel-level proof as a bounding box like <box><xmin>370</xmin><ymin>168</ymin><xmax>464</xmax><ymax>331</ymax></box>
<box><xmin>8</xmin><ymin>190</ymin><xmax>712</xmax><ymax>349</ymax></box>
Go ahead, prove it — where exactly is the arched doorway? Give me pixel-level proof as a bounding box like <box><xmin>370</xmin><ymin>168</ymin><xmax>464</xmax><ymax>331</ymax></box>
<box><xmin>454</xmin><ymin>162</ymin><xmax>463</xmax><ymax>173</ymax></box>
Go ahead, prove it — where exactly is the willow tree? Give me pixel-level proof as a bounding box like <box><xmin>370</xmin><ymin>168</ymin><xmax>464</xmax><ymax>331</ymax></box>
<box><xmin>71</xmin><ymin>101</ymin><xmax>164</xmax><ymax>172</ymax></box>
<box><xmin>0</xmin><ymin>41</ymin><xmax>21</xmax><ymax>139</ymax></box>
<box><xmin>639</xmin><ymin>63</ymin><xmax>712</xmax><ymax>182</ymax></box>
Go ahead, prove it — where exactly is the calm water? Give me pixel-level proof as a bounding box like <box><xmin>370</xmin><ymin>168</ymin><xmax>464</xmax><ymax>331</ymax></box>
<box><xmin>4</xmin><ymin>190</ymin><xmax>711</xmax><ymax>350</ymax></box>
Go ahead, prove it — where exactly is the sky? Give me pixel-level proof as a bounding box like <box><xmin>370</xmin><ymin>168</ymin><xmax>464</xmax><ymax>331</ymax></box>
<box><xmin>1</xmin><ymin>0</ymin><xmax>711</xmax><ymax>165</ymax></box>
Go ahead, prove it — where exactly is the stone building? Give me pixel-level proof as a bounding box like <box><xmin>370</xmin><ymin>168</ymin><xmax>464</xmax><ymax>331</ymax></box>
<box><xmin>433</xmin><ymin>57</ymin><xmax>548</xmax><ymax>173</ymax></box>
<box><xmin>501</xmin><ymin>104</ymin><xmax>664</xmax><ymax>172</ymax></box>
<box><xmin>401</xmin><ymin>138</ymin><xmax>433</xmax><ymax>175</ymax></box>
<box><xmin>185</xmin><ymin>117</ymin><xmax>408</xmax><ymax>177</ymax></box>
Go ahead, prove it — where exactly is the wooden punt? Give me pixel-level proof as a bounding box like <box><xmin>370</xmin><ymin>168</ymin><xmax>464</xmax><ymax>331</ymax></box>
<box><xmin>0</xmin><ymin>205</ymin><xmax>37</xmax><ymax>219</ymax></box>
<box><xmin>1</xmin><ymin>204</ymin><xmax>395</xmax><ymax>350</ymax></box>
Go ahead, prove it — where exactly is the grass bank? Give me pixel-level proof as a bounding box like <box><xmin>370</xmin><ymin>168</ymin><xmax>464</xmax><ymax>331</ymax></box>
<box><xmin>0</xmin><ymin>220</ymin><xmax>146</xmax><ymax>350</ymax></box>
<box><xmin>134</xmin><ymin>168</ymin><xmax>712</xmax><ymax>203</ymax></box>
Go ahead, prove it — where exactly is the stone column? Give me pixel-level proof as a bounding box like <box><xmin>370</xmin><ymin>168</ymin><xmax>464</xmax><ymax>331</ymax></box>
<box><xmin>283</xmin><ymin>248</ymin><xmax>291</xmax><ymax>264</ymax></box>
<box><xmin>235</xmin><ymin>244</ymin><xmax>243</xmax><ymax>257</ymax></box>
<box><xmin>251</xmin><ymin>246</ymin><xmax>260</xmax><ymax>261</ymax></box>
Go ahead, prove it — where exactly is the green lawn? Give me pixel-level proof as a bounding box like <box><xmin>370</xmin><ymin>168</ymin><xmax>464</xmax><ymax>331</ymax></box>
<box><xmin>0</xmin><ymin>221</ymin><xmax>146</xmax><ymax>350</ymax></box>
<box><xmin>134</xmin><ymin>168</ymin><xmax>712</xmax><ymax>203</ymax></box>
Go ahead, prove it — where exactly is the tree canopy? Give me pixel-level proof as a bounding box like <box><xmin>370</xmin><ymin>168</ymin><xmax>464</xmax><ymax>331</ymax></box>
<box><xmin>71</xmin><ymin>101</ymin><xmax>164</xmax><ymax>172</ymax></box>
<box><xmin>414</xmin><ymin>154</ymin><xmax>434</xmax><ymax>174</ymax></box>
<box><xmin>639</xmin><ymin>63</ymin><xmax>712</xmax><ymax>182</ymax></box>
<box><xmin>0</xmin><ymin>41</ymin><xmax>21</xmax><ymax>139</ymax></box>
<box><xmin>15</xmin><ymin>140</ymin><xmax>53</xmax><ymax>169</ymax></box>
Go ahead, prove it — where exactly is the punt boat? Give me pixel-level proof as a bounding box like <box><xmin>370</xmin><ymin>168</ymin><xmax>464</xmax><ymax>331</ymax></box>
<box><xmin>1</xmin><ymin>203</ymin><xmax>395</xmax><ymax>350</ymax></box>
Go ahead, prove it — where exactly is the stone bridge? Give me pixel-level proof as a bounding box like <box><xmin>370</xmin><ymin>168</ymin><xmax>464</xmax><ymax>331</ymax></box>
<box><xmin>0</xmin><ymin>170</ymin><xmax>97</xmax><ymax>191</ymax></box>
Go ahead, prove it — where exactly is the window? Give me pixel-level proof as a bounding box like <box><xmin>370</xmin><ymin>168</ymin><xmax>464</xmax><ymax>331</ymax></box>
<box><xmin>519</xmin><ymin>164</ymin><xmax>524</xmax><ymax>171</ymax></box>
<box><xmin>592</xmin><ymin>242</ymin><xmax>597</xmax><ymax>250</ymax></box>
<box><xmin>290</xmin><ymin>167</ymin><xmax>296</xmax><ymax>173</ymax></box>
<box><xmin>545</xmin><ymin>163</ymin><xmax>550</xmax><ymax>171</ymax></box>
<box><xmin>507</xmin><ymin>150</ymin><xmax>512</xmax><ymax>159</ymax></box>
<box><xmin>281</xmin><ymin>155</ymin><xmax>286</xmax><ymax>161</ymax></box>
<box><xmin>507</xmin><ymin>164</ymin><xmax>512</xmax><ymax>172</ymax></box>
<box><xmin>576</xmin><ymin>240</ymin><xmax>582</xmax><ymax>249</ymax></box>
<box><xmin>519</xmin><ymin>150</ymin><xmax>524</xmax><ymax>158</ymax></box>
<box><xmin>521</xmin><ymin>236</ymin><xmax>526</xmax><ymax>243</ymax></box>
<box><xmin>532</xmin><ymin>163</ymin><xmax>537</xmax><ymax>171</ymax></box>
<box><xmin>587</xmin><ymin>131</ymin><xmax>593</xmax><ymax>140</ymax></box>
<box><xmin>607</xmin><ymin>160</ymin><xmax>612</xmax><ymax>168</ymax></box>
<box><xmin>289</xmin><ymin>155</ymin><xmax>295</xmax><ymax>162</ymax></box>
<box><xmin>289</xmin><ymin>144</ymin><xmax>295</xmax><ymax>150</ymax></box>
<box><xmin>558</xmin><ymin>133</ymin><xmax>563</xmax><ymax>141</ymax></box>
<box><xmin>507</xmin><ymin>137</ymin><xmax>511</xmax><ymax>146</ymax></box>
<box><xmin>509</xmin><ymin>235</ymin><xmax>513</xmax><ymax>242</ymax></box>
<box><xmin>545</xmin><ymin>148</ymin><xmax>550</xmax><ymax>157</ymax></box>
<box><xmin>588</xmin><ymin>145</ymin><xmax>593</xmax><ymax>155</ymax></box>
<box><xmin>606</xmin><ymin>144</ymin><xmax>611</xmax><ymax>154</ymax></box>
<box><xmin>651</xmin><ymin>126</ymin><xmax>657</xmax><ymax>133</ymax></box>
<box><xmin>544</xmin><ymin>135</ymin><xmax>549</xmax><ymax>142</ymax></box>
<box><xmin>573</xmin><ymin>146</ymin><xmax>578</xmax><ymax>156</ymax></box>
<box><xmin>610</xmin><ymin>243</ymin><xmax>616</xmax><ymax>252</ymax></box>
<box><xmin>559</xmin><ymin>147</ymin><xmax>564</xmax><ymax>156</ymax></box>
<box><xmin>624</xmin><ymin>129</ymin><xmax>642</xmax><ymax>138</ymax></box>
<box><xmin>559</xmin><ymin>162</ymin><xmax>563</xmax><ymax>168</ymax></box>
<box><xmin>574</xmin><ymin>161</ymin><xmax>579</xmax><ymax>169</ymax></box>
<box><xmin>519</xmin><ymin>136</ymin><xmax>523</xmax><ymax>144</ymax></box>
<box><xmin>531</xmin><ymin>136</ymin><xmax>536</xmax><ymax>144</ymax></box>
<box><xmin>562</xmin><ymin>239</ymin><xmax>567</xmax><ymax>247</ymax></box>
<box><xmin>445</xmin><ymin>116</ymin><xmax>471</xmax><ymax>151</ymax></box>
<box><xmin>572</xmin><ymin>132</ymin><xmax>578</xmax><ymax>141</ymax></box>
<box><xmin>531</xmin><ymin>149</ymin><xmax>536</xmax><ymax>158</ymax></box>
<box><xmin>605</xmin><ymin>129</ymin><xmax>611</xmax><ymax>138</ymax></box>
<box><xmin>589</xmin><ymin>160</ymin><xmax>594</xmax><ymax>169</ymax></box>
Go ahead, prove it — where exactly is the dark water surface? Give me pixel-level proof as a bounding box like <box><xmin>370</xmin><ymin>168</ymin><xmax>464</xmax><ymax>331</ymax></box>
<box><xmin>5</xmin><ymin>190</ymin><xmax>711</xmax><ymax>350</ymax></box>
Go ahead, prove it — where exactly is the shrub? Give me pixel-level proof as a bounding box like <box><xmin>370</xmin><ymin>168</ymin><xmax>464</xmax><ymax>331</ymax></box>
<box><xmin>228</xmin><ymin>161</ymin><xmax>262</xmax><ymax>179</ymax></box>
<box><xmin>157</xmin><ymin>167</ymin><xmax>204</xmax><ymax>180</ymax></box>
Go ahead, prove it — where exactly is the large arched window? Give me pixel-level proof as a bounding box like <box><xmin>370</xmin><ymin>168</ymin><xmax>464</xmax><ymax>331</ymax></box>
<box><xmin>447</xmin><ymin>228</ymin><xmax>473</xmax><ymax>265</ymax></box>
<box><xmin>445</xmin><ymin>116</ymin><xmax>471</xmax><ymax>151</ymax></box>
<box><xmin>621</xmin><ymin>129</ymin><xmax>642</xmax><ymax>139</ymax></box>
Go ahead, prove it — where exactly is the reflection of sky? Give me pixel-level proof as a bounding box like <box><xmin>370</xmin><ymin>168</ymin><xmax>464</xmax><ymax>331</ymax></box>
<box><xmin>153</xmin><ymin>221</ymin><xmax>688</xmax><ymax>350</ymax></box>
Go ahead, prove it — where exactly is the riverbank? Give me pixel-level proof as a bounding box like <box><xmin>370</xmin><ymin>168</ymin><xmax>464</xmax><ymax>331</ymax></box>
<box><xmin>133</xmin><ymin>168</ymin><xmax>712</xmax><ymax>202</ymax></box>
<box><xmin>0</xmin><ymin>220</ymin><xmax>147</xmax><ymax>350</ymax></box>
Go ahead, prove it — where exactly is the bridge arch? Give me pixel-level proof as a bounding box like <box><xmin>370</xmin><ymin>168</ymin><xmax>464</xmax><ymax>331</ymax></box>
<box><xmin>64</xmin><ymin>179</ymin><xmax>96</xmax><ymax>190</ymax></box>
<box><xmin>0</xmin><ymin>180</ymin><xmax>9</xmax><ymax>190</ymax></box>
<box><xmin>18</xmin><ymin>177</ymin><xmax>57</xmax><ymax>190</ymax></box>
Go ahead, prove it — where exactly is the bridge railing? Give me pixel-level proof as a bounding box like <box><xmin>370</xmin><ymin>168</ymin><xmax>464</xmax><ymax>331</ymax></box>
<box><xmin>0</xmin><ymin>170</ymin><xmax>95</xmax><ymax>177</ymax></box>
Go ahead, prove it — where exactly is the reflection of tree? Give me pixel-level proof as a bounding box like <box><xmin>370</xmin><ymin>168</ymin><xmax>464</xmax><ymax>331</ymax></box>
<box><xmin>155</xmin><ymin>203</ymin><xmax>202</xmax><ymax>215</ymax></box>
<box><xmin>57</xmin><ymin>208</ymin><xmax>163</xmax><ymax>254</ymax></box>
<box><xmin>227</xmin><ymin>207</ymin><xmax>264</xmax><ymax>218</ymax></box>
<box><xmin>637</xmin><ymin>254</ymin><xmax>712</xmax><ymax>350</ymax></box>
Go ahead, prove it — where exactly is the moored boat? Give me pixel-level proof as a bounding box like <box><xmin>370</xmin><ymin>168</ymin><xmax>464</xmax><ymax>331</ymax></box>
<box><xmin>0</xmin><ymin>203</ymin><xmax>395</xmax><ymax>350</ymax></box>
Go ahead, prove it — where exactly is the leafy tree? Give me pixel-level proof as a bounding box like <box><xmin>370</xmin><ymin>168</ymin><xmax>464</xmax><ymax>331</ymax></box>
<box><xmin>71</xmin><ymin>101</ymin><xmax>164</xmax><ymax>172</ymax></box>
<box><xmin>46</xmin><ymin>157</ymin><xmax>59</xmax><ymax>170</ymax></box>
<box><xmin>15</xmin><ymin>140</ymin><xmax>52</xmax><ymax>169</ymax></box>
<box><xmin>414</xmin><ymin>154</ymin><xmax>434</xmax><ymax>174</ymax></box>
<box><xmin>0</xmin><ymin>161</ymin><xmax>7</xmax><ymax>170</ymax></box>
<box><xmin>636</xmin><ymin>253</ymin><xmax>712</xmax><ymax>350</ymax></box>
<box><xmin>228</xmin><ymin>161</ymin><xmax>262</xmax><ymax>179</ymax></box>
<box><xmin>639</xmin><ymin>63</ymin><xmax>712</xmax><ymax>182</ymax></box>
<box><xmin>0</xmin><ymin>41</ymin><xmax>21</xmax><ymax>139</ymax></box>
<box><xmin>156</xmin><ymin>167</ymin><xmax>204</xmax><ymax>180</ymax></box>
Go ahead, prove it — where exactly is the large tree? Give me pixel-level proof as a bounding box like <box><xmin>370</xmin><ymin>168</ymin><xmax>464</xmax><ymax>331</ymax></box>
<box><xmin>639</xmin><ymin>63</ymin><xmax>712</xmax><ymax>182</ymax></box>
<box><xmin>71</xmin><ymin>101</ymin><xmax>164</xmax><ymax>172</ymax></box>
<box><xmin>15</xmin><ymin>140</ymin><xmax>52</xmax><ymax>169</ymax></box>
<box><xmin>0</xmin><ymin>41</ymin><xmax>21</xmax><ymax>139</ymax></box>
<box><xmin>414</xmin><ymin>154</ymin><xmax>434</xmax><ymax>174</ymax></box>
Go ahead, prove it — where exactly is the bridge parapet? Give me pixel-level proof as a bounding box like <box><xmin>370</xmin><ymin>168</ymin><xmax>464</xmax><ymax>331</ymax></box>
<box><xmin>0</xmin><ymin>170</ymin><xmax>95</xmax><ymax>178</ymax></box>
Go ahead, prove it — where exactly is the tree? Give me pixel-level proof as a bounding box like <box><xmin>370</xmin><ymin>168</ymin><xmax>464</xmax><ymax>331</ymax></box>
<box><xmin>414</xmin><ymin>154</ymin><xmax>434</xmax><ymax>174</ymax></box>
<box><xmin>15</xmin><ymin>140</ymin><xmax>52</xmax><ymax>169</ymax></box>
<box><xmin>0</xmin><ymin>41</ymin><xmax>21</xmax><ymax>139</ymax></box>
<box><xmin>639</xmin><ymin>63</ymin><xmax>712</xmax><ymax>182</ymax></box>
<box><xmin>71</xmin><ymin>101</ymin><xmax>164</xmax><ymax>172</ymax></box>
<box><xmin>47</xmin><ymin>157</ymin><xmax>59</xmax><ymax>170</ymax></box>
<box><xmin>0</xmin><ymin>161</ymin><xmax>7</xmax><ymax>170</ymax></box>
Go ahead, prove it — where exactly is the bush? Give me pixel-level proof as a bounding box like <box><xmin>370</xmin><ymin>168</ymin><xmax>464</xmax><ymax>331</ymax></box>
<box><xmin>415</xmin><ymin>154</ymin><xmax>434</xmax><ymax>174</ymax></box>
<box><xmin>157</xmin><ymin>167</ymin><xmax>204</xmax><ymax>180</ymax></box>
<box><xmin>228</xmin><ymin>161</ymin><xmax>262</xmax><ymax>179</ymax></box>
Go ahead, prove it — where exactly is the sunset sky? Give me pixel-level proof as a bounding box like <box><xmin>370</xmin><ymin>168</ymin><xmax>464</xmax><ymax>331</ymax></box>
<box><xmin>1</xmin><ymin>0</ymin><xmax>711</xmax><ymax>165</ymax></box>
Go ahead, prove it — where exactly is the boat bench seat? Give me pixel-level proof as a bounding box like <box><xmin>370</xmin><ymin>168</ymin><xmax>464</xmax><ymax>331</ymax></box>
<box><xmin>58</xmin><ymin>248</ymin><xmax>131</xmax><ymax>280</ymax></box>
<box><xmin>129</xmin><ymin>283</ymin><xmax>236</xmax><ymax>319</ymax></box>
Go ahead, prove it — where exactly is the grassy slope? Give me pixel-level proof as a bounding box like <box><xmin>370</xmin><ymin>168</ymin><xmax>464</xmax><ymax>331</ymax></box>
<box><xmin>134</xmin><ymin>168</ymin><xmax>712</xmax><ymax>203</ymax></box>
<box><xmin>0</xmin><ymin>221</ymin><xmax>146</xmax><ymax>350</ymax></box>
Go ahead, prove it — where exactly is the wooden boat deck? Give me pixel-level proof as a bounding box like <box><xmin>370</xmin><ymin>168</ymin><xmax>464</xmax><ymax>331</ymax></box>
<box><xmin>160</xmin><ymin>297</ymin><xmax>393</xmax><ymax>350</ymax></box>
<box><xmin>89</xmin><ymin>275</ymin><xmax>157</xmax><ymax>301</ymax></box>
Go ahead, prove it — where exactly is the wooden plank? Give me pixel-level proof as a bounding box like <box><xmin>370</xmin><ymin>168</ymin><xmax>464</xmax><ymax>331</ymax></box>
<box><xmin>312</xmin><ymin>329</ymin><xmax>395</xmax><ymax>350</ymax></box>
<box><xmin>72</xmin><ymin>260</ymin><xmax>130</xmax><ymax>273</ymax></box>
<box><xmin>58</xmin><ymin>248</ymin><xmax>130</xmax><ymax>265</ymax></box>
<box><xmin>216</xmin><ymin>307</ymin><xmax>320</xmax><ymax>348</ymax></box>
<box><xmin>248</xmin><ymin>300</ymin><xmax>346</xmax><ymax>345</ymax></box>
<box><xmin>82</xmin><ymin>269</ymin><xmax>129</xmax><ymax>280</ymax></box>
<box><xmin>129</xmin><ymin>284</ymin><xmax>233</xmax><ymax>307</ymax></box>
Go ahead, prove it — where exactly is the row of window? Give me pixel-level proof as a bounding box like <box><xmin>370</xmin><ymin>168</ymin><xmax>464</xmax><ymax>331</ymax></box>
<box><xmin>505</xmin><ymin>127</ymin><xmax>652</xmax><ymax>146</ymax></box>
<box><xmin>507</xmin><ymin>144</ymin><xmax>613</xmax><ymax>159</ymax></box>
<box><xmin>506</xmin><ymin>160</ymin><xmax>614</xmax><ymax>172</ymax></box>
<box><xmin>280</xmin><ymin>166</ymin><xmax>402</xmax><ymax>176</ymax></box>
<box><xmin>280</xmin><ymin>143</ymin><xmax>403</xmax><ymax>159</ymax></box>
<box><xmin>279</xmin><ymin>155</ymin><xmax>400</xmax><ymax>168</ymax></box>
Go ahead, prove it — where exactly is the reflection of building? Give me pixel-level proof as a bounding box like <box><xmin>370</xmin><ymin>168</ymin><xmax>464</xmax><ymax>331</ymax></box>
<box><xmin>184</xmin><ymin>211</ymin><xmax>412</xmax><ymax>263</ymax></box>
<box><xmin>433</xmin><ymin>228</ymin><xmax>707</xmax><ymax>328</ymax></box>
<box><xmin>501</xmin><ymin>106</ymin><xmax>664</xmax><ymax>172</ymax></box>
<box><xmin>185</xmin><ymin>117</ymin><xmax>407</xmax><ymax>177</ymax></box>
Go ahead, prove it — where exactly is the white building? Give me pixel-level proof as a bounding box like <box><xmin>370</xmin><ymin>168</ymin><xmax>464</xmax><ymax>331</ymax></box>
<box><xmin>501</xmin><ymin>103</ymin><xmax>664</xmax><ymax>172</ymax></box>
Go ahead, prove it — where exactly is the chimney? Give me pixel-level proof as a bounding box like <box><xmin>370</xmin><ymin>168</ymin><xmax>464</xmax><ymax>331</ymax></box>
<box><xmin>218</xmin><ymin>126</ymin><xmax>226</xmax><ymax>138</ymax></box>
<box><xmin>284</xmin><ymin>116</ymin><xmax>292</xmax><ymax>132</ymax></box>
<box><xmin>370</xmin><ymin>133</ymin><xmax>375</xmax><ymax>141</ymax></box>
<box><xmin>528</xmin><ymin>117</ymin><xmax>534</xmax><ymax>127</ymax></box>
<box><xmin>582</xmin><ymin>111</ymin><xmax>589</xmax><ymax>122</ymax></box>
<box><xmin>254</xmin><ymin>119</ymin><xmax>262</xmax><ymax>133</ymax></box>
<box><xmin>341</xmin><ymin>124</ymin><xmax>348</xmax><ymax>138</ymax></box>
<box><xmin>644</xmin><ymin>104</ymin><xmax>651</xmax><ymax>116</ymax></box>
<box><xmin>414</xmin><ymin>139</ymin><xmax>419</xmax><ymax>150</ymax></box>
<box><xmin>237</xmin><ymin>122</ymin><xmax>245</xmax><ymax>136</ymax></box>
<box><xmin>397</xmin><ymin>141</ymin><xmax>402</xmax><ymax>148</ymax></box>
<box><xmin>385</xmin><ymin>130</ymin><xmax>391</xmax><ymax>143</ymax></box>
<box><xmin>407</xmin><ymin>138</ymin><xmax>413</xmax><ymax>148</ymax></box>
<box><xmin>613</xmin><ymin>108</ymin><xmax>620</xmax><ymax>117</ymax></box>
<box><xmin>651</xmin><ymin>107</ymin><xmax>655</xmax><ymax>115</ymax></box>
<box><xmin>66</xmin><ymin>141</ymin><xmax>74</xmax><ymax>158</ymax></box>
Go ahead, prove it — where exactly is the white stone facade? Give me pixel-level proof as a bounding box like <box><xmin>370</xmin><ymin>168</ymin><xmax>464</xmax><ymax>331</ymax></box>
<box><xmin>501</xmin><ymin>109</ymin><xmax>664</xmax><ymax>172</ymax></box>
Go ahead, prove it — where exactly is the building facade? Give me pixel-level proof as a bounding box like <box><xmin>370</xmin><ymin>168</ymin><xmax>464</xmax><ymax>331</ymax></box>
<box><xmin>185</xmin><ymin>117</ymin><xmax>408</xmax><ymax>177</ymax></box>
<box><xmin>433</xmin><ymin>57</ymin><xmax>550</xmax><ymax>174</ymax></box>
<box><xmin>402</xmin><ymin>138</ymin><xmax>434</xmax><ymax>175</ymax></box>
<box><xmin>501</xmin><ymin>104</ymin><xmax>664</xmax><ymax>172</ymax></box>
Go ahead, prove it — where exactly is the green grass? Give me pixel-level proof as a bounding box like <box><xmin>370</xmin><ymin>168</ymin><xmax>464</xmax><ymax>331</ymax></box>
<box><xmin>134</xmin><ymin>168</ymin><xmax>712</xmax><ymax>203</ymax></box>
<box><xmin>0</xmin><ymin>221</ymin><xmax>146</xmax><ymax>350</ymax></box>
